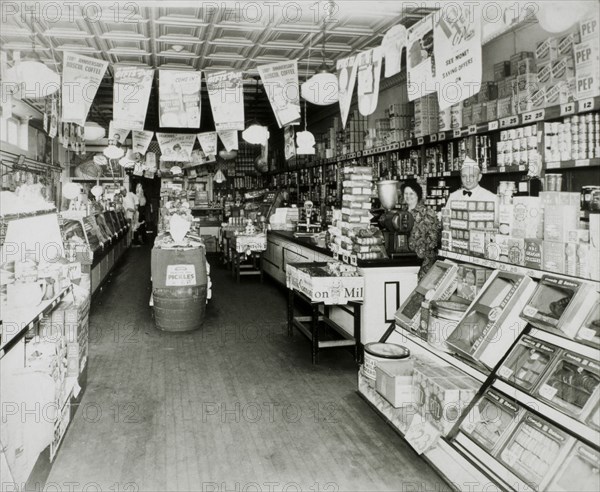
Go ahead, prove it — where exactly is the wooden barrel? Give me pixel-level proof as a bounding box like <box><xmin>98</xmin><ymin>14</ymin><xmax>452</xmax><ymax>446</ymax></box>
<box><xmin>151</xmin><ymin>246</ymin><xmax>207</xmax><ymax>332</ymax></box>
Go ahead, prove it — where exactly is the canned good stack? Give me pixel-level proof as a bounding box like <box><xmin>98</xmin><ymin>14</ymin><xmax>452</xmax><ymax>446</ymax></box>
<box><xmin>425</xmin><ymin>179</ymin><xmax>451</xmax><ymax>212</ymax></box>
<box><xmin>496</xmin><ymin>124</ymin><xmax>539</xmax><ymax>172</ymax></box>
<box><xmin>543</xmin><ymin>112</ymin><xmax>600</xmax><ymax>162</ymax></box>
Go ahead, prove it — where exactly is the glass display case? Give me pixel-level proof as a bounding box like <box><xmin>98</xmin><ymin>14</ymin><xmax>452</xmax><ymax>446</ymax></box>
<box><xmin>94</xmin><ymin>214</ymin><xmax>114</xmax><ymax>242</ymax></box>
<box><xmin>102</xmin><ymin>211</ymin><xmax>119</xmax><ymax>236</ymax></box>
<box><xmin>61</xmin><ymin>217</ymin><xmax>93</xmax><ymax>263</ymax></box>
<box><xmin>546</xmin><ymin>442</ymin><xmax>600</xmax><ymax>492</ymax></box>
<box><xmin>82</xmin><ymin>216</ymin><xmax>103</xmax><ymax>253</ymax></box>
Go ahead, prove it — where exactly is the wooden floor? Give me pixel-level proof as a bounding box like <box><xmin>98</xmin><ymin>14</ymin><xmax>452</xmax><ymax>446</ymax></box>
<box><xmin>46</xmin><ymin>246</ymin><xmax>449</xmax><ymax>492</ymax></box>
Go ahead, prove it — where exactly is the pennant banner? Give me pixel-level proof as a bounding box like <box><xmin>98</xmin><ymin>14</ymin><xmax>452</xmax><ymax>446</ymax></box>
<box><xmin>156</xmin><ymin>133</ymin><xmax>196</xmax><ymax>162</ymax></box>
<box><xmin>382</xmin><ymin>24</ymin><xmax>407</xmax><ymax>78</ymax></box>
<box><xmin>197</xmin><ymin>131</ymin><xmax>218</xmax><ymax>156</ymax></box>
<box><xmin>62</xmin><ymin>52</ymin><xmax>108</xmax><ymax>126</ymax></box>
<box><xmin>108</xmin><ymin>121</ymin><xmax>131</xmax><ymax>144</ymax></box>
<box><xmin>158</xmin><ymin>70</ymin><xmax>202</xmax><ymax>128</ymax></box>
<box><xmin>356</xmin><ymin>47</ymin><xmax>383</xmax><ymax>117</ymax></box>
<box><xmin>406</xmin><ymin>14</ymin><xmax>436</xmax><ymax>101</ymax></box>
<box><xmin>258</xmin><ymin>60</ymin><xmax>301</xmax><ymax>128</ymax></box>
<box><xmin>217</xmin><ymin>130</ymin><xmax>238</xmax><ymax>152</ymax></box>
<box><xmin>206</xmin><ymin>70</ymin><xmax>245</xmax><ymax>131</ymax></box>
<box><xmin>434</xmin><ymin>4</ymin><xmax>482</xmax><ymax>110</ymax></box>
<box><xmin>132</xmin><ymin>130</ymin><xmax>154</xmax><ymax>154</ymax></box>
<box><xmin>113</xmin><ymin>66</ymin><xmax>154</xmax><ymax>130</ymax></box>
<box><xmin>337</xmin><ymin>54</ymin><xmax>358</xmax><ymax>129</ymax></box>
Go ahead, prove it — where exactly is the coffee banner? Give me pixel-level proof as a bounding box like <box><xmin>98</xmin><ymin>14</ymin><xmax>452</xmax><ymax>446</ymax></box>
<box><xmin>382</xmin><ymin>24</ymin><xmax>407</xmax><ymax>78</ymax></box>
<box><xmin>434</xmin><ymin>4</ymin><xmax>482</xmax><ymax>110</ymax></box>
<box><xmin>62</xmin><ymin>52</ymin><xmax>108</xmax><ymax>126</ymax></box>
<box><xmin>196</xmin><ymin>131</ymin><xmax>217</xmax><ymax>156</ymax></box>
<box><xmin>113</xmin><ymin>66</ymin><xmax>154</xmax><ymax>130</ymax></box>
<box><xmin>158</xmin><ymin>70</ymin><xmax>202</xmax><ymax>128</ymax></box>
<box><xmin>108</xmin><ymin>121</ymin><xmax>131</xmax><ymax>144</ymax></box>
<box><xmin>132</xmin><ymin>130</ymin><xmax>154</xmax><ymax>154</ymax></box>
<box><xmin>337</xmin><ymin>55</ymin><xmax>358</xmax><ymax>129</ymax></box>
<box><xmin>206</xmin><ymin>70</ymin><xmax>244</xmax><ymax>131</ymax></box>
<box><xmin>356</xmin><ymin>47</ymin><xmax>383</xmax><ymax>116</ymax></box>
<box><xmin>217</xmin><ymin>130</ymin><xmax>238</xmax><ymax>152</ymax></box>
<box><xmin>406</xmin><ymin>14</ymin><xmax>436</xmax><ymax>101</ymax></box>
<box><xmin>156</xmin><ymin>133</ymin><xmax>196</xmax><ymax>162</ymax></box>
<box><xmin>258</xmin><ymin>60</ymin><xmax>301</xmax><ymax>128</ymax></box>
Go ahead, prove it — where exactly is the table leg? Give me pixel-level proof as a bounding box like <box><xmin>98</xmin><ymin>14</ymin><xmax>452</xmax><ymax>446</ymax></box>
<box><xmin>353</xmin><ymin>302</ymin><xmax>362</xmax><ymax>364</ymax></box>
<box><xmin>287</xmin><ymin>289</ymin><xmax>294</xmax><ymax>337</ymax></box>
<box><xmin>311</xmin><ymin>302</ymin><xmax>319</xmax><ymax>364</ymax></box>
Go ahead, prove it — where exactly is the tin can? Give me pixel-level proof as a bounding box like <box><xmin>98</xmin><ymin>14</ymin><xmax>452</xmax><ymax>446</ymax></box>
<box><xmin>497</xmin><ymin>153</ymin><xmax>506</xmax><ymax>166</ymax></box>
<box><xmin>527</xmin><ymin>136</ymin><xmax>537</xmax><ymax>149</ymax></box>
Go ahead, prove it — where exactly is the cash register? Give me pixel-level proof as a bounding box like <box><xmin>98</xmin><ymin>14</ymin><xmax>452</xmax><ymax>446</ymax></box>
<box><xmin>376</xmin><ymin>180</ymin><xmax>414</xmax><ymax>256</ymax></box>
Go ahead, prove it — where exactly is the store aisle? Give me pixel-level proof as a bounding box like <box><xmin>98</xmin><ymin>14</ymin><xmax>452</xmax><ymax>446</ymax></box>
<box><xmin>47</xmin><ymin>247</ymin><xmax>449</xmax><ymax>492</ymax></box>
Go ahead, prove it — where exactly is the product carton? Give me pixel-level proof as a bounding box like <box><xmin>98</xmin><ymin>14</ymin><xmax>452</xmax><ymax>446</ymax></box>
<box><xmin>551</xmin><ymin>56</ymin><xmax>575</xmax><ymax>81</ymax></box>
<box><xmin>494</xmin><ymin>235</ymin><xmax>525</xmax><ymax>265</ymax></box>
<box><xmin>575</xmin><ymin>68</ymin><xmax>600</xmax><ymax>100</ymax></box>
<box><xmin>497</xmin><ymin>96</ymin><xmax>514</xmax><ymax>118</ymax></box>
<box><xmin>498</xmin><ymin>204</ymin><xmax>514</xmax><ymax>235</ymax></box>
<box><xmin>574</xmin><ymin>40</ymin><xmax>600</xmax><ymax>68</ymax></box>
<box><xmin>512</xmin><ymin>197</ymin><xmax>544</xmax><ymax>239</ymax></box>
<box><xmin>543</xmin><ymin>241</ymin><xmax>566</xmax><ymax>273</ymax></box>
<box><xmin>438</xmin><ymin>107</ymin><xmax>452</xmax><ymax>131</ymax></box>
<box><xmin>524</xmin><ymin>239</ymin><xmax>544</xmax><ymax>270</ymax></box>
<box><xmin>517</xmin><ymin>58</ymin><xmax>537</xmax><ymax>75</ymax></box>
<box><xmin>537</xmin><ymin>60</ymin><xmax>553</xmax><ymax>85</ymax></box>
<box><xmin>539</xmin><ymin>191</ymin><xmax>581</xmax><ymax>206</ymax></box>
<box><xmin>469</xmin><ymin>230</ymin><xmax>494</xmax><ymax>257</ymax></box>
<box><xmin>545</xmin><ymin>80</ymin><xmax>575</xmax><ymax>106</ymax></box>
<box><xmin>486</xmin><ymin>101</ymin><xmax>498</xmax><ymax>121</ymax></box>
<box><xmin>543</xmin><ymin>204</ymin><xmax>579</xmax><ymax>242</ymax></box>
<box><xmin>536</xmin><ymin>38</ymin><xmax>559</xmax><ymax>61</ymax></box>
<box><xmin>580</xmin><ymin>18</ymin><xmax>599</xmax><ymax>41</ymax></box>
<box><xmin>375</xmin><ymin>360</ymin><xmax>415</xmax><ymax>408</ymax></box>
<box><xmin>456</xmin><ymin>265</ymin><xmax>491</xmax><ymax>301</ymax></box>
<box><xmin>557</xmin><ymin>31</ymin><xmax>581</xmax><ymax>57</ymax></box>
<box><xmin>511</xmin><ymin>51</ymin><xmax>535</xmax><ymax>75</ymax></box>
<box><xmin>494</xmin><ymin>61</ymin><xmax>511</xmax><ymax>80</ymax></box>
<box><xmin>450</xmin><ymin>103</ymin><xmax>463</xmax><ymax>128</ymax></box>
<box><xmin>471</xmin><ymin>103</ymin><xmax>487</xmax><ymax>124</ymax></box>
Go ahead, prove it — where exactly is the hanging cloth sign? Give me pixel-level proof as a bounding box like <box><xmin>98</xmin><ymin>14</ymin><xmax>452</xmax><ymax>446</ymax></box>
<box><xmin>61</xmin><ymin>52</ymin><xmax>108</xmax><ymax>126</ymax></box>
<box><xmin>258</xmin><ymin>60</ymin><xmax>301</xmax><ymax>128</ymax></box>
<box><xmin>113</xmin><ymin>66</ymin><xmax>154</xmax><ymax>130</ymax></box>
<box><xmin>206</xmin><ymin>70</ymin><xmax>245</xmax><ymax>131</ymax></box>
<box><xmin>382</xmin><ymin>24</ymin><xmax>407</xmax><ymax>78</ymax></box>
<box><xmin>132</xmin><ymin>130</ymin><xmax>154</xmax><ymax>154</ymax></box>
<box><xmin>356</xmin><ymin>47</ymin><xmax>383</xmax><ymax>116</ymax></box>
<box><xmin>108</xmin><ymin>121</ymin><xmax>131</xmax><ymax>144</ymax></box>
<box><xmin>156</xmin><ymin>133</ymin><xmax>196</xmax><ymax>162</ymax></box>
<box><xmin>217</xmin><ymin>130</ymin><xmax>238</xmax><ymax>152</ymax></box>
<box><xmin>196</xmin><ymin>131</ymin><xmax>218</xmax><ymax>156</ymax></box>
<box><xmin>337</xmin><ymin>54</ymin><xmax>358</xmax><ymax>129</ymax></box>
<box><xmin>158</xmin><ymin>70</ymin><xmax>202</xmax><ymax>128</ymax></box>
<box><xmin>406</xmin><ymin>14</ymin><xmax>436</xmax><ymax>101</ymax></box>
<box><xmin>434</xmin><ymin>3</ymin><xmax>482</xmax><ymax>110</ymax></box>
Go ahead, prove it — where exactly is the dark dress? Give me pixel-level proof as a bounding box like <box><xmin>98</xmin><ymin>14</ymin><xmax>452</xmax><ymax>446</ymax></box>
<box><xmin>408</xmin><ymin>202</ymin><xmax>440</xmax><ymax>280</ymax></box>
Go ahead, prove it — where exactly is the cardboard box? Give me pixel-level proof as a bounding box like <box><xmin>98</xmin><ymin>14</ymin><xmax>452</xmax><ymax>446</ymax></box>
<box><xmin>456</xmin><ymin>265</ymin><xmax>491</xmax><ymax>301</ymax></box>
<box><xmin>511</xmin><ymin>51</ymin><xmax>535</xmax><ymax>74</ymax></box>
<box><xmin>486</xmin><ymin>101</ymin><xmax>498</xmax><ymax>121</ymax></box>
<box><xmin>512</xmin><ymin>197</ymin><xmax>544</xmax><ymax>239</ymax></box>
<box><xmin>451</xmin><ymin>103</ymin><xmax>463</xmax><ymax>128</ymax></box>
<box><xmin>497</xmin><ymin>96</ymin><xmax>514</xmax><ymax>118</ymax></box>
<box><xmin>543</xmin><ymin>241</ymin><xmax>566</xmax><ymax>273</ymax></box>
<box><xmin>477</xmin><ymin>82</ymin><xmax>498</xmax><ymax>103</ymax></box>
<box><xmin>558</xmin><ymin>31</ymin><xmax>581</xmax><ymax>56</ymax></box>
<box><xmin>524</xmin><ymin>239</ymin><xmax>544</xmax><ymax>270</ymax></box>
<box><xmin>539</xmin><ymin>192</ymin><xmax>580</xmax><ymax>206</ymax></box>
<box><xmin>536</xmin><ymin>38</ymin><xmax>559</xmax><ymax>61</ymax></box>
<box><xmin>537</xmin><ymin>61</ymin><xmax>553</xmax><ymax>85</ymax></box>
<box><xmin>551</xmin><ymin>56</ymin><xmax>575</xmax><ymax>81</ymax></box>
<box><xmin>495</xmin><ymin>235</ymin><xmax>525</xmax><ymax>265</ymax></box>
<box><xmin>517</xmin><ymin>58</ymin><xmax>537</xmax><ymax>75</ymax></box>
<box><xmin>375</xmin><ymin>360</ymin><xmax>415</xmax><ymax>408</ymax></box>
<box><xmin>494</xmin><ymin>61</ymin><xmax>511</xmax><ymax>80</ymax></box>
<box><xmin>574</xmin><ymin>40</ymin><xmax>600</xmax><ymax>68</ymax></box>
<box><xmin>545</xmin><ymin>80</ymin><xmax>575</xmax><ymax>105</ymax></box>
<box><xmin>544</xmin><ymin>204</ymin><xmax>579</xmax><ymax>242</ymax></box>
<box><xmin>580</xmin><ymin>17</ymin><xmax>600</xmax><ymax>41</ymax></box>
<box><xmin>575</xmin><ymin>68</ymin><xmax>600</xmax><ymax>100</ymax></box>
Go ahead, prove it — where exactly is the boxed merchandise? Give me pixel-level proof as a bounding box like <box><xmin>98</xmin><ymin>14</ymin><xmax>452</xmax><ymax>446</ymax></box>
<box><xmin>497</xmin><ymin>96</ymin><xmax>514</xmax><ymax>118</ymax></box>
<box><xmin>580</xmin><ymin>17</ymin><xmax>600</xmax><ymax>41</ymax></box>
<box><xmin>536</xmin><ymin>38</ymin><xmax>559</xmax><ymax>62</ymax></box>
<box><xmin>412</xmin><ymin>362</ymin><xmax>447</xmax><ymax>413</ymax></box>
<box><xmin>535</xmin><ymin>350</ymin><xmax>600</xmax><ymax>420</ymax></box>
<box><xmin>551</xmin><ymin>56</ymin><xmax>575</xmax><ymax>81</ymax></box>
<box><xmin>395</xmin><ymin>260</ymin><xmax>458</xmax><ymax>335</ymax></box>
<box><xmin>460</xmin><ymin>389</ymin><xmax>523</xmax><ymax>454</ymax></box>
<box><xmin>537</xmin><ymin>61</ymin><xmax>553</xmax><ymax>84</ymax></box>
<box><xmin>477</xmin><ymin>82</ymin><xmax>498</xmax><ymax>103</ymax></box>
<box><xmin>494</xmin><ymin>61</ymin><xmax>511</xmax><ymax>80</ymax></box>
<box><xmin>524</xmin><ymin>239</ymin><xmax>544</xmax><ymax>270</ymax></box>
<box><xmin>575</xmin><ymin>68</ymin><xmax>600</xmax><ymax>99</ymax></box>
<box><xmin>517</xmin><ymin>58</ymin><xmax>536</xmax><ymax>75</ymax></box>
<box><xmin>558</xmin><ymin>31</ymin><xmax>581</xmax><ymax>56</ymax></box>
<box><xmin>424</xmin><ymin>300</ymin><xmax>470</xmax><ymax>351</ymax></box>
<box><xmin>517</xmin><ymin>73</ymin><xmax>539</xmax><ymax>94</ymax></box>
<box><xmin>543</xmin><ymin>241</ymin><xmax>566</xmax><ymax>273</ymax></box>
<box><xmin>486</xmin><ymin>101</ymin><xmax>498</xmax><ymax>121</ymax></box>
<box><xmin>446</xmin><ymin>271</ymin><xmax>536</xmax><ymax>369</ymax></box>
<box><xmin>469</xmin><ymin>230</ymin><xmax>494</xmax><ymax>257</ymax></box>
<box><xmin>486</xmin><ymin>235</ymin><xmax>525</xmax><ymax>265</ymax></box>
<box><xmin>511</xmin><ymin>197</ymin><xmax>544</xmax><ymax>239</ymax></box>
<box><xmin>511</xmin><ymin>51</ymin><xmax>535</xmax><ymax>75</ymax></box>
<box><xmin>546</xmin><ymin>442</ymin><xmax>600</xmax><ymax>492</ymax></box>
<box><xmin>576</xmin><ymin>300</ymin><xmax>600</xmax><ymax>346</ymax></box>
<box><xmin>427</xmin><ymin>375</ymin><xmax>478</xmax><ymax>435</ymax></box>
<box><xmin>375</xmin><ymin>359</ymin><xmax>415</xmax><ymax>408</ymax></box>
<box><xmin>450</xmin><ymin>103</ymin><xmax>463</xmax><ymax>128</ymax></box>
<box><xmin>545</xmin><ymin>80</ymin><xmax>575</xmax><ymax>105</ymax></box>
<box><xmin>456</xmin><ymin>265</ymin><xmax>492</xmax><ymax>301</ymax></box>
<box><xmin>498</xmin><ymin>412</ymin><xmax>574</xmax><ymax>490</ymax></box>
<box><xmin>522</xmin><ymin>275</ymin><xmax>600</xmax><ymax>339</ymax></box>
<box><xmin>471</xmin><ymin>103</ymin><xmax>487</xmax><ymax>124</ymax></box>
<box><xmin>498</xmin><ymin>335</ymin><xmax>559</xmax><ymax>392</ymax></box>
<box><xmin>543</xmin><ymin>203</ymin><xmax>579</xmax><ymax>242</ymax></box>
<box><xmin>462</xmin><ymin>105</ymin><xmax>473</xmax><ymax>126</ymax></box>
<box><xmin>438</xmin><ymin>107</ymin><xmax>451</xmax><ymax>131</ymax></box>
<box><xmin>498</xmin><ymin>203</ymin><xmax>513</xmax><ymax>235</ymax></box>
<box><xmin>574</xmin><ymin>40</ymin><xmax>600</xmax><ymax>68</ymax></box>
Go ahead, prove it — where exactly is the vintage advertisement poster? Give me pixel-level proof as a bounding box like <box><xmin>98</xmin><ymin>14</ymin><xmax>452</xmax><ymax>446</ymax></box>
<box><xmin>434</xmin><ymin>3</ymin><xmax>482</xmax><ymax>109</ymax></box>
<box><xmin>156</xmin><ymin>133</ymin><xmax>196</xmax><ymax>162</ymax></box>
<box><xmin>108</xmin><ymin>121</ymin><xmax>131</xmax><ymax>144</ymax></box>
<box><xmin>113</xmin><ymin>66</ymin><xmax>154</xmax><ymax>130</ymax></box>
<box><xmin>132</xmin><ymin>130</ymin><xmax>154</xmax><ymax>154</ymax></box>
<box><xmin>61</xmin><ymin>52</ymin><xmax>108</xmax><ymax>126</ymax></box>
<box><xmin>406</xmin><ymin>14</ymin><xmax>436</xmax><ymax>101</ymax></box>
<box><xmin>381</xmin><ymin>24</ymin><xmax>407</xmax><ymax>78</ymax></box>
<box><xmin>356</xmin><ymin>47</ymin><xmax>383</xmax><ymax>116</ymax></box>
<box><xmin>206</xmin><ymin>70</ymin><xmax>244</xmax><ymax>131</ymax></box>
<box><xmin>217</xmin><ymin>130</ymin><xmax>238</xmax><ymax>152</ymax></box>
<box><xmin>158</xmin><ymin>70</ymin><xmax>202</xmax><ymax>128</ymax></box>
<box><xmin>337</xmin><ymin>54</ymin><xmax>358</xmax><ymax>129</ymax></box>
<box><xmin>196</xmin><ymin>131</ymin><xmax>218</xmax><ymax>157</ymax></box>
<box><xmin>257</xmin><ymin>60</ymin><xmax>301</xmax><ymax>128</ymax></box>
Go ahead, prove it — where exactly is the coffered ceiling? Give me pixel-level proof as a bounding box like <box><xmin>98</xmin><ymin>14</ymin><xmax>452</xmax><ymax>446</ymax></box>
<box><xmin>1</xmin><ymin>1</ymin><xmax>436</xmax><ymax>130</ymax></box>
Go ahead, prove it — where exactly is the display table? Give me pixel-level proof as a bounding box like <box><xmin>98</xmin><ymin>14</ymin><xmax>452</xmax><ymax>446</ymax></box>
<box><xmin>286</xmin><ymin>262</ymin><xmax>363</xmax><ymax>364</ymax></box>
<box><xmin>230</xmin><ymin>233</ymin><xmax>267</xmax><ymax>282</ymax></box>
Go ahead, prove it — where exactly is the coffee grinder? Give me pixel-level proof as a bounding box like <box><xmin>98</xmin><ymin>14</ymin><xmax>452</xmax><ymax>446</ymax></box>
<box><xmin>377</xmin><ymin>180</ymin><xmax>414</xmax><ymax>256</ymax></box>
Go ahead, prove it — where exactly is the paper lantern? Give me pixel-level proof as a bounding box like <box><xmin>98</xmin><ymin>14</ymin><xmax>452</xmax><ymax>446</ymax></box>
<box><xmin>242</xmin><ymin>124</ymin><xmax>270</xmax><ymax>145</ymax></box>
<box><xmin>301</xmin><ymin>67</ymin><xmax>339</xmax><ymax>106</ymax></box>
<box><xmin>84</xmin><ymin>122</ymin><xmax>106</xmax><ymax>141</ymax></box>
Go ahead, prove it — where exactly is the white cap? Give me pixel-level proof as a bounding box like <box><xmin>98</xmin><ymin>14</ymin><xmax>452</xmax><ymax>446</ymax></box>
<box><xmin>460</xmin><ymin>157</ymin><xmax>480</xmax><ymax>171</ymax></box>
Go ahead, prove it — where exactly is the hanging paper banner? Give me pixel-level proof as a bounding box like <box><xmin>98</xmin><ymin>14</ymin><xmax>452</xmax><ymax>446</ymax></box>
<box><xmin>337</xmin><ymin>55</ymin><xmax>358</xmax><ymax>129</ymax></box>
<box><xmin>206</xmin><ymin>70</ymin><xmax>245</xmax><ymax>131</ymax></box>
<box><xmin>108</xmin><ymin>122</ymin><xmax>131</xmax><ymax>144</ymax></box>
<box><xmin>113</xmin><ymin>66</ymin><xmax>154</xmax><ymax>130</ymax></box>
<box><xmin>258</xmin><ymin>60</ymin><xmax>301</xmax><ymax>128</ymax></box>
<box><xmin>406</xmin><ymin>14</ymin><xmax>436</xmax><ymax>101</ymax></box>
<box><xmin>187</xmin><ymin>149</ymin><xmax>216</xmax><ymax>168</ymax></box>
<box><xmin>145</xmin><ymin>152</ymin><xmax>157</xmax><ymax>171</ymax></box>
<box><xmin>158</xmin><ymin>70</ymin><xmax>202</xmax><ymax>128</ymax></box>
<box><xmin>196</xmin><ymin>131</ymin><xmax>218</xmax><ymax>156</ymax></box>
<box><xmin>284</xmin><ymin>126</ymin><xmax>296</xmax><ymax>161</ymax></box>
<box><xmin>434</xmin><ymin>4</ymin><xmax>482</xmax><ymax>110</ymax></box>
<box><xmin>382</xmin><ymin>24</ymin><xmax>407</xmax><ymax>78</ymax></box>
<box><xmin>132</xmin><ymin>130</ymin><xmax>154</xmax><ymax>154</ymax></box>
<box><xmin>156</xmin><ymin>133</ymin><xmax>196</xmax><ymax>162</ymax></box>
<box><xmin>356</xmin><ymin>47</ymin><xmax>383</xmax><ymax>116</ymax></box>
<box><xmin>61</xmin><ymin>52</ymin><xmax>108</xmax><ymax>126</ymax></box>
<box><xmin>217</xmin><ymin>130</ymin><xmax>238</xmax><ymax>152</ymax></box>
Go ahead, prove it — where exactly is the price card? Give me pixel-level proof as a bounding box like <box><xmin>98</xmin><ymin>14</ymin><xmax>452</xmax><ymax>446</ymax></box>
<box><xmin>438</xmin><ymin>132</ymin><xmax>446</xmax><ymax>141</ymax></box>
<box><xmin>576</xmin><ymin>159</ymin><xmax>589</xmax><ymax>167</ymax></box>
<box><xmin>578</xmin><ymin>98</ymin><xmax>594</xmax><ymax>112</ymax></box>
<box><xmin>546</xmin><ymin>161</ymin><xmax>560</xmax><ymax>169</ymax></box>
<box><xmin>406</xmin><ymin>139</ymin><xmax>413</xmax><ymax>147</ymax></box>
<box><xmin>518</xmin><ymin>165</ymin><xmax>526</xmax><ymax>171</ymax></box>
<box><xmin>538</xmin><ymin>384</ymin><xmax>558</xmax><ymax>400</ymax></box>
<box><xmin>488</xmin><ymin>120</ymin><xmax>499</xmax><ymax>131</ymax></box>
<box><xmin>417</xmin><ymin>137</ymin><xmax>424</xmax><ymax>145</ymax></box>
<box><xmin>468</xmin><ymin>124</ymin><xmax>477</xmax><ymax>135</ymax></box>
<box><xmin>500</xmin><ymin>115</ymin><xmax>519</xmax><ymax>128</ymax></box>
<box><xmin>577</xmin><ymin>327</ymin><xmax>596</xmax><ymax>341</ymax></box>
<box><xmin>560</xmin><ymin>103</ymin><xmax>575</xmax><ymax>116</ymax></box>
<box><xmin>499</xmin><ymin>166</ymin><xmax>506</xmax><ymax>173</ymax></box>
<box><xmin>400</xmin><ymin>141</ymin><xmax>406</xmax><ymax>149</ymax></box>
<box><xmin>430</xmin><ymin>134</ymin><xmax>438</xmax><ymax>142</ymax></box>
<box><xmin>522</xmin><ymin>109</ymin><xmax>545</xmax><ymax>123</ymax></box>
<box><xmin>443</xmin><ymin>171</ymin><xmax>451</xmax><ymax>176</ymax></box>
<box><xmin>453</xmin><ymin>129</ymin><xmax>462</xmax><ymax>138</ymax></box>
<box><xmin>405</xmin><ymin>414</ymin><xmax>440</xmax><ymax>455</ymax></box>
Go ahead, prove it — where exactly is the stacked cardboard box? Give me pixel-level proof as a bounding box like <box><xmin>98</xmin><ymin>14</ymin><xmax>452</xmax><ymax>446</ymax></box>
<box><xmin>444</xmin><ymin>199</ymin><xmax>496</xmax><ymax>255</ymax></box>
<box><xmin>575</xmin><ymin>18</ymin><xmax>600</xmax><ymax>100</ymax></box>
<box><xmin>414</xmin><ymin>94</ymin><xmax>439</xmax><ymax>137</ymax></box>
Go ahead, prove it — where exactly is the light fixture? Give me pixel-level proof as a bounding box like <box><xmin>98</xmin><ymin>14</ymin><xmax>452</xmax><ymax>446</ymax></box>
<box><xmin>214</xmin><ymin>169</ymin><xmax>226</xmax><ymax>183</ymax></box>
<box><xmin>170</xmin><ymin>165</ymin><xmax>183</xmax><ymax>175</ymax></box>
<box><xmin>118</xmin><ymin>149</ymin><xmax>138</xmax><ymax>167</ymax></box>
<box><xmin>103</xmin><ymin>143</ymin><xmax>125</xmax><ymax>159</ymax></box>
<box><xmin>296</xmin><ymin>130</ymin><xmax>315</xmax><ymax>155</ymax></box>
<box><xmin>219</xmin><ymin>149</ymin><xmax>238</xmax><ymax>160</ymax></box>
<box><xmin>84</xmin><ymin>122</ymin><xmax>106</xmax><ymax>141</ymax></box>
<box><xmin>536</xmin><ymin>1</ymin><xmax>590</xmax><ymax>33</ymax></box>
<box><xmin>242</xmin><ymin>124</ymin><xmax>270</xmax><ymax>145</ymax></box>
<box><xmin>91</xmin><ymin>185</ymin><xmax>104</xmax><ymax>198</ymax></box>
<box><xmin>62</xmin><ymin>182</ymin><xmax>81</xmax><ymax>200</ymax></box>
